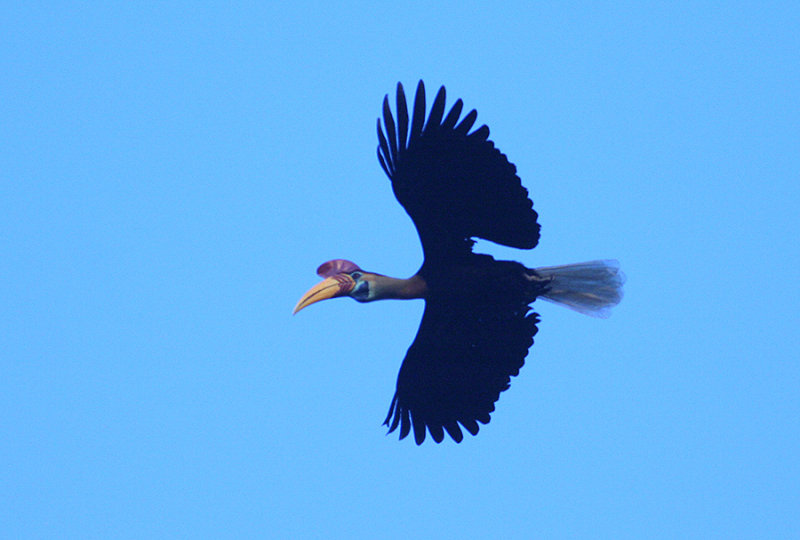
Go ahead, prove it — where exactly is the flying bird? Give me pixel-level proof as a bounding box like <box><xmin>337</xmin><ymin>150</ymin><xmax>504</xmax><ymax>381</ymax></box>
<box><xmin>293</xmin><ymin>81</ymin><xmax>625</xmax><ymax>444</ymax></box>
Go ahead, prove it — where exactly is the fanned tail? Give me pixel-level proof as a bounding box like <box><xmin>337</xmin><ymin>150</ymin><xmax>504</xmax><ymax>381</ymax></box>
<box><xmin>534</xmin><ymin>260</ymin><xmax>625</xmax><ymax>318</ymax></box>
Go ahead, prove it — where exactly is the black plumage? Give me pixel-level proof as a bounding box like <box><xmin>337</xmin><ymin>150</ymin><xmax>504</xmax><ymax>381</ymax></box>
<box><xmin>378</xmin><ymin>82</ymin><xmax>545</xmax><ymax>444</ymax></box>
<box><xmin>294</xmin><ymin>81</ymin><xmax>624</xmax><ymax>445</ymax></box>
<box><xmin>378</xmin><ymin>82</ymin><xmax>540</xmax><ymax>263</ymax></box>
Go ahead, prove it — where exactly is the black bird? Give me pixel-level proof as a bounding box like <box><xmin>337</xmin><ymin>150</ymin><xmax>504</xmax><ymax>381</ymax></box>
<box><xmin>294</xmin><ymin>81</ymin><xmax>625</xmax><ymax>444</ymax></box>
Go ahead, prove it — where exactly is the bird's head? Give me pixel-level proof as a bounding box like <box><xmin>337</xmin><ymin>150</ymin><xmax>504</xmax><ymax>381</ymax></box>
<box><xmin>292</xmin><ymin>259</ymin><xmax>379</xmax><ymax>314</ymax></box>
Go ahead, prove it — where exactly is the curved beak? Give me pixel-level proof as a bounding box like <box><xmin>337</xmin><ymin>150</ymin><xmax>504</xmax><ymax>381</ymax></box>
<box><xmin>292</xmin><ymin>274</ymin><xmax>356</xmax><ymax>314</ymax></box>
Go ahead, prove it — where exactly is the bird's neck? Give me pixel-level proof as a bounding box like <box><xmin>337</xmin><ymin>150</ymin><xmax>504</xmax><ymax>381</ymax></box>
<box><xmin>372</xmin><ymin>274</ymin><xmax>428</xmax><ymax>300</ymax></box>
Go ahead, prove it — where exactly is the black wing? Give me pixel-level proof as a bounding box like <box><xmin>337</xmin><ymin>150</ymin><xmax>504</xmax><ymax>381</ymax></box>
<box><xmin>383</xmin><ymin>263</ymin><xmax>540</xmax><ymax>444</ymax></box>
<box><xmin>377</xmin><ymin>81</ymin><xmax>540</xmax><ymax>262</ymax></box>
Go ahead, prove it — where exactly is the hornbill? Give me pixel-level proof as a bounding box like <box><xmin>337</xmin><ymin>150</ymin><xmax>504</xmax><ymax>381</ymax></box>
<box><xmin>294</xmin><ymin>81</ymin><xmax>625</xmax><ymax>444</ymax></box>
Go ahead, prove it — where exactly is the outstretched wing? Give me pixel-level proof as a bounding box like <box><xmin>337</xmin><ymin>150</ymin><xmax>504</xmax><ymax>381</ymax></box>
<box><xmin>383</xmin><ymin>289</ymin><xmax>540</xmax><ymax>445</ymax></box>
<box><xmin>377</xmin><ymin>81</ymin><xmax>540</xmax><ymax>262</ymax></box>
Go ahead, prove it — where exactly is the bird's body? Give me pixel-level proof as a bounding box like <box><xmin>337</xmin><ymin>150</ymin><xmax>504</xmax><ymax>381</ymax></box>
<box><xmin>294</xmin><ymin>82</ymin><xmax>624</xmax><ymax>444</ymax></box>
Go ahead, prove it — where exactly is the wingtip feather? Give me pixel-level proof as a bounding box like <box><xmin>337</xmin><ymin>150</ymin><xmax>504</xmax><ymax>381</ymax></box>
<box><xmin>382</xmin><ymin>95</ymin><xmax>398</xmax><ymax>160</ymax></box>
<box><xmin>455</xmin><ymin>109</ymin><xmax>477</xmax><ymax>134</ymax></box>
<box><xmin>396</xmin><ymin>83</ymin><xmax>409</xmax><ymax>153</ymax></box>
<box><xmin>426</xmin><ymin>86</ymin><xmax>446</xmax><ymax>130</ymax></box>
<box><xmin>410</xmin><ymin>80</ymin><xmax>426</xmax><ymax>140</ymax></box>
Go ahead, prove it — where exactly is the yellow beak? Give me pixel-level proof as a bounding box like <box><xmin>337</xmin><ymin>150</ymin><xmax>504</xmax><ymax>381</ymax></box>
<box><xmin>292</xmin><ymin>274</ymin><xmax>356</xmax><ymax>314</ymax></box>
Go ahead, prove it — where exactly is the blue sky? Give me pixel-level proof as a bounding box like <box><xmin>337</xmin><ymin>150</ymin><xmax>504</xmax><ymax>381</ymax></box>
<box><xmin>2</xmin><ymin>2</ymin><xmax>798</xmax><ymax>538</ymax></box>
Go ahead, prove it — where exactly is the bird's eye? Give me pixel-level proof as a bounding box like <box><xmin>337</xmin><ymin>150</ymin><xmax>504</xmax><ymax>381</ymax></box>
<box><xmin>351</xmin><ymin>271</ymin><xmax>362</xmax><ymax>280</ymax></box>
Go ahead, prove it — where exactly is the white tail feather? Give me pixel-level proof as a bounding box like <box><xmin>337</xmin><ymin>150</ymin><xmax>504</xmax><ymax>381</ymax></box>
<box><xmin>535</xmin><ymin>260</ymin><xmax>625</xmax><ymax>318</ymax></box>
